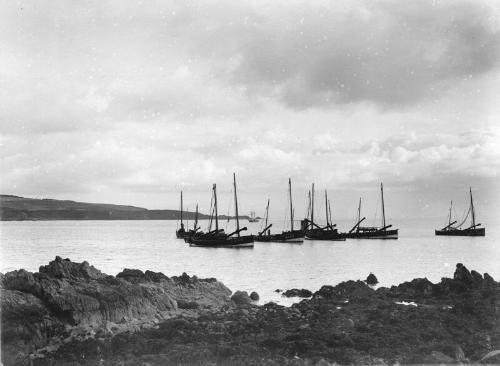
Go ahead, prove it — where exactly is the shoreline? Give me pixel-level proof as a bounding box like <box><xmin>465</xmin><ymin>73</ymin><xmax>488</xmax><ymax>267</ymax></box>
<box><xmin>1</xmin><ymin>257</ymin><xmax>499</xmax><ymax>365</ymax></box>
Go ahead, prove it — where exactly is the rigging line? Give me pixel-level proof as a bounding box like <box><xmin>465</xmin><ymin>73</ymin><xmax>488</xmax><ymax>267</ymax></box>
<box><xmin>456</xmin><ymin>206</ymin><xmax>470</xmax><ymax>228</ymax></box>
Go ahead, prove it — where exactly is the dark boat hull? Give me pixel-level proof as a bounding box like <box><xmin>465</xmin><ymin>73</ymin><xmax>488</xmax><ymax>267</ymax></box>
<box><xmin>187</xmin><ymin>235</ymin><xmax>254</xmax><ymax>248</ymax></box>
<box><xmin>305</xmin><ymin>229</ymin><xmax>346</xmax><ymax>241</ymax></box>
<box><xmin>176</xmin><ymin>229</ymin><xmax>187</xmax><ymax>239</ymax></box>
<box><xmin>254</xmin><ymin>230</ymin><xmax>304</xmax><ymax>243</ymax></box>
<box><xmin>435</xmin><ymin>228</ymin><xmax>485</xmax><ymax>236</ymax></box>
<box><xmin>345</xmin><ymin>228</ymin><xmax>398</xmax><ymax>239</ymax></box>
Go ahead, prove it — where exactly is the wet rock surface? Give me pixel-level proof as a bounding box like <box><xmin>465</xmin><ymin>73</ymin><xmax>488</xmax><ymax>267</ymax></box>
<box><xmin>2</xmin><ymin>261</ymin><xmax>500</xmax><ymax>365</ymax></box>
<box><xmin>283</xmin><ymin>288</ymin><xmax>313</xmax><ymax>298</ymax></box>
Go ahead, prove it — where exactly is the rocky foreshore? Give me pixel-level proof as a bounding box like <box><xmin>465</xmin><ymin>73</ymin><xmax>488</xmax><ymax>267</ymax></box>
<box><xmin>2</xmin><ymin>259</ymin><xmax>500</xmax><ymax>365</ymax></box>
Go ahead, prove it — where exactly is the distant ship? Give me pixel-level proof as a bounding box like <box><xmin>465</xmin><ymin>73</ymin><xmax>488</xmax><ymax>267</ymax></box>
<box><xmin>248</xmin><ymin>211</ymin><xmax>259</xmax><ymax>222</ymax></box>
<box><xmin>345</xmin><ymin>183</ymin><xmax>398</xmax><ymax>239</ymax></box>
<box><xmin>435</xmin><ymin>187</ymin><xmax>485</xmax><ymax>236</ymax></box>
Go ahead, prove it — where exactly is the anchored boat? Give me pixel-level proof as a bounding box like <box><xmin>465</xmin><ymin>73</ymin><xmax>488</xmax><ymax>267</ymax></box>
<box><xmin>435</xmin><ymin>188</ymin><xmax>485</xmax><ymax>237</ymax></box>
<box><xmin>186</xmin><ymin>174</ymin><xmax>254</xmax><ymax>248</ymax></box>
<box><xmin>248</xmin><ymin>211</ymin><xmax>259</xmax><ymax>222</ymax></box>
<box><xmin>345</xmin><ymin>183</ymin><xmax>398</xmax><ymax>239</ymax></box>
<box><xmin>175</xmin><ymin>191</ymin><xmax>187</xmax><ymax>239</ymax></box>
<box><xmin>254</xmin><ymin>178</ymin><xmax>304</xmax><ymax>243</ymax></box>
<box><xmin>304</xmin><ymin>184</ymin><xmax>346</xmax><ymax>241</ymax></box>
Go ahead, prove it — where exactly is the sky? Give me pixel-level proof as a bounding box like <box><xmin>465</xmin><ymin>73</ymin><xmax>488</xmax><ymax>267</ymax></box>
<box><xmin>1</xmin><ymin>0</ymin><xmax>500</xmax><ymax>222</ymax></box>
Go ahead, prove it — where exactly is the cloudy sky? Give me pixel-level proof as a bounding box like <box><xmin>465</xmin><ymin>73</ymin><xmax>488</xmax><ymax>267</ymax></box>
<box><xmin>1</xmin><ymin>0</ymin><xmax>499</xmax><ymax>222</ymax></box>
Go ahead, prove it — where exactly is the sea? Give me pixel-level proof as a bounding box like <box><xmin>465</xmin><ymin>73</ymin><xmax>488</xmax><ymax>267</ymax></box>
<box><xmin>1</xmin><ymin>218</ymin><xmax>499</xmax><ymax>305</ymax></box>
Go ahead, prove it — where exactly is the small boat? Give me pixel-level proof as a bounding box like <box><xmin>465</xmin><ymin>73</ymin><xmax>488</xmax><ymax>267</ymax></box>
<box><xmin>254</xmin><ymin>178</ymin><xmax>304</xmax><ymax>243</ymax></box>
<box><xmin>175</xmin><ymin>191</ymin><xmax>187</xmax><ymax>239</ymax></box>
<box><xmin>186</xmin><ymin>174</ymin><xmax>254</xmax><ymax>248</ymax></box>
<box><xmin>304</xmin><ymin>184</ymin><xmax>346</xmax><ymax>241</ymax></box>
<box><xmin>435</xmin><ymin>188</ymin><xmax>485</xmax><ymax>236</ymax></box>
<box><xmin>345</xmin><ymin>183</ymin><xmax>398</xmax><ymax>239</ymax></box>
<box><xmin>248</xmin><ymin>211</ymin><xmax>259</xmax><ymax>222</ymax></box>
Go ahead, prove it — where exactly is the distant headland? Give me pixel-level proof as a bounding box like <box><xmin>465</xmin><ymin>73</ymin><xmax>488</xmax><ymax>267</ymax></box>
<box><xmin>0</xmin><ymin>194</ymin><xmax>240</xmax><ymax>221</ymax></box>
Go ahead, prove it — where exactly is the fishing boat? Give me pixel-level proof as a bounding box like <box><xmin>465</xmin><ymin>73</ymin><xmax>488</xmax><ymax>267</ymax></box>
<box><xmin>248</xmin><ymin>211</ymin><xmax>259</xmax><ymax>222</ymax></box>
<box><xmin>304</xmin><ymin>184</ymin><xmax>346</xmax><ymax>241</ymax></box>
<box><xmin>254</xmin><ymin>178</ymin><xmax>304</xmax><ymax>243</ymax></box>
<box><xmin>175</xmin><ymin>191</ymin><xmax>187</xmax><ymax>239</ymax></box>
<box><xmin>186</xmin><ymin>174</ymin><xmax>254</xmax><ymax>248</ymax></box>
<box><xmin>183</xmin><ymin>203</ymin><xmax>204</xmax><ymax>240</ymax></box>
<box><xmin>435</xmin><ymin>188</ymin><xmax>485</xmax><ymax>236</ymax></box>
<box><xmin>345</xmin><ymin>183</ymin><xmax>398</xmax><ymax>239</ymax></box>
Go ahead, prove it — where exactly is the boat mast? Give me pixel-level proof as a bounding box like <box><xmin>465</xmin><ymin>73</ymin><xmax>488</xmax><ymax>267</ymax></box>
<box><xmin>311</xmin><ymin>183</ymin><xmax>315</xmax><ymax>228</ymax></box>
<box><xmin>233</xmin><ymin>173</ymin><xmax>240</xmax><ymax>237</ymax></box>
<box><xmin>289</xmin><ymin>178</ymin><xmax>294</xmax><ymax>231</ymax></box>
<box><xmin>180</xmin><ymin>191</ymin><xmax>184</xmax><ymax>228</ymax></box>
<box><xmin>380</xmin><ymin>183</ymin><xmax>386</xmax><ymax>229</ymax></box>
<box><xmin>357</xmin><ymin>198</ymin><xmax>361</xmax><ymax>224</ymax></box>
<box><xmin>194</xmin><ymin>204</ymin><xmax>198</xmax><ymax>231</ymax></box>
<box><xmin>448</xmin><ymin>200</ymin><xmax>453</xmax><ymax>226</ymax></box>
<box><xmin>213</xmin><ymin>184</ymin><xmax>219</xmax><ymax>232</ymax></box>
<box><xmin>328</xmin><ymin>199</ymin><xmax>333</xmax><ymax>227</ymax></box>
<box><xmin>470</xmin><ymin>187</ymin><xmax>476</xmax><ymax>227</ymax></box>
<box><xmin>324</xmin><ymin>190</ymin><xmax>329</xmax><ymax>227</ymax></box>
<box><xmin>265</xmin><ymin>198</ymin><xmax>270</xmax><ymax>228</ymax></box>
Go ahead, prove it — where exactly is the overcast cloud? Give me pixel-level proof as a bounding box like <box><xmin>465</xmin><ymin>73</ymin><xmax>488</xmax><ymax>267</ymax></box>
<box><xmin>1</xmin><ymin>0</ymin><xmax>499</xmax><ymax>219</ymax></box>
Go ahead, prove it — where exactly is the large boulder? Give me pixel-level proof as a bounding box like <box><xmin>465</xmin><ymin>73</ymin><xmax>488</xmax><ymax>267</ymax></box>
<box><xmin>231</xmin><ymin>290</ymin><xmax>252</xmax><ymax>306</ymax></box>
<box><xmin>454</xmin><ymin>263</ymin><xmax>473</xmax><ymax>284</ymax></box>
<box><xmin>366</xmin><ymin>273</ymin><xmax>378</xmax><ymax>286</ymax></box>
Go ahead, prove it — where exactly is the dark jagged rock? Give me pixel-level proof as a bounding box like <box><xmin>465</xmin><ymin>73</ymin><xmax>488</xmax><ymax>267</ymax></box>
<box><xmin>250</xmin><ymin>291</ymin><xmax>260</xmax><ymax>301</ymax></box>
<box><xmin>1</xmin><ymin>257</ymin><xmax>233</xmax><ymax>365</ymax></box>
<box><xmin>484</xmin><ymin>272</ymin><xmax>495</xmax><ymax>284</ymax></box>
<box><xmin>231</xmin><ymin>290</ymin><xmax>251</xmax><ymax>306</ymax></box>
<box><xmin>2</xmin><ymin>261</ymin><xmax>500</xmax><ymax>366</ymax></box>
<box><xmin>366</xmin><ymin>273</ymin><xmax>378</xmax><ymax>285</ymax></box>
<box><xmin>283</xmin><ymin>288</ymin><xmax>313</xmax><ymax>298</ymax></box>
<box><xmin>454</xmin><ymin>263</ymin><xmax>473</xmax><ymax>284</ymax></box>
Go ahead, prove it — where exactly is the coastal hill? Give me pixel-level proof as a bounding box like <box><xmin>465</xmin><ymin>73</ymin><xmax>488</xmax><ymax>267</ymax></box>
<box><xmin>0</xmin><ymin>194</ymin><xmax>228</xmax><ymax>221</ymax></box>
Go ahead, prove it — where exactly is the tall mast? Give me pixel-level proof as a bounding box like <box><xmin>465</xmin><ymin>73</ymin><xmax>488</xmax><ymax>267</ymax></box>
<box><xmin>289</xmin><ymin>178</ymin><xmax>294</xmax><ymax>231</ymax></box>
<box><xmin>264</xmin><ymin>198</ymin><xmax>270</xmax><ymax>228</ymax></box>
<box><xmin>194</xmin><ymin>204</ymin><xmax>198</xmax><ymax>230</ymax></box>
<box><xmin>328</xmin><ymin>199</ymin><xmax>332</xmax><ymax>227</ymax></box>
<box><xmin>357</xmin><ymin>197</ymin><xmax>362</xmax><ymax>223</ymax></box>
<box><xmin>325</xmin><ymin>190</ymin><xmax>329</xmax><ymax>227</ymax></box>
<box><xmin>233</xmin><ymin>173</ymin><xmax>240</xmax><ymax>236</ymax></box>
<box><xmin>380</xmin><ymin>183</ymin><xmax>386</xmax><ymax>228</ymax></box>
<box><xmin>448</xmin><ymin>200</ymin><xmax>453</xmax><ymax>226</ymax></box>
<box><xmin>311</xmin><ymin>183</ymin><xmax>315</xmax><ymax>228</ymax></box>
<box><xmin>470</xmin><ymin>187</ymin><xmax>475</xmax><ymax>227</ymax></box>
<box><xmin>213</xmin><ymin>184</ymin><xmax>219</xmax><ymax>232</ymax></box>
<box><xmin>180</xmin><ymin>191</ymin><xmax>184</xmax><ymax>228</ymax></box>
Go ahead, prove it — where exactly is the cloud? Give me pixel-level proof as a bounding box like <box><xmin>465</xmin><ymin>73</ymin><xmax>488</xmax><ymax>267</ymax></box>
<box><xmin>183</xmin><ymin>0</ymin><xmax>500</xmax><ymax>109</ymax></box>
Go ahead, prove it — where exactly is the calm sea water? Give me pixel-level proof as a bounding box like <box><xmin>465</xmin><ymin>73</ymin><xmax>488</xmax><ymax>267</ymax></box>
<box><xmin>1</xmin><ymin>218</ymin><xmax>499</xmax><ymax>305</ymax></box>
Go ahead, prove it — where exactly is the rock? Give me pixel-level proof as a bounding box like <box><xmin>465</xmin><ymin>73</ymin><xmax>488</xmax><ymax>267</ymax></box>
<box><xmin>471</xmin><ymin>270</ymin><xmax>483</xmax><ymax>283</ymax></box>
<box><xmin>39</xmin><ymin>256</ymin><xmax>105</xmax><ymax>280</ymax></box>
<box><xmin>283</xmin><ymin>288</ymin><xmax>313</xmax><ymax>298</ymax></box>
<box><xmin>231</xmin><ymin>290</ymin><xmax>251</xmax><ymax>306</ymax></box>
<box><xmin>480</xmin><ymin>350</ymin><xmax>500</xmax><ymax>363</ymax></box>
<box><xmin>454</xmin><ymin>345</ymin><xmax>466</xmax><ymax>362</ymax></box>
<box><xmin>275</xmin><ymin>289</ymin><xmax>282</xmax><ymax>293</ymax></box>
<box><xmin>428</xmin><ymin>351</ymin><xmax>454</xmax><ymax>364</ymax></box>
<box><xmin>1</xmin><ymin>257</ymin><xmax>233</xmax><ymax>364</ymax></box>
<box><xmin>177</xmin><ymin>300</ymin><xmax>199</xmax><ymax>309</ymax></box>
<box><xmin>484</xmin><ymin>272</ymin><xmax>495</xmax><ymax>284</ymax></box>
<box><xmin>249</xmin><ymin>291</ymin><xmax>260</xmax><ymax>301</ymax></box>
<box><xmin>315</xmin><ymin>357</ymin><xmax>332</xmax><ymax>366</ymax></box>
<box><xmin>454</xmin><ymin>263</ymin><xmax>473</xmax><ymax>284</ymax></box>
<box><xmin>366</xmin><ymin>273</ymin><xmax>378</xmax><ymax>285</ymax></box>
